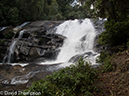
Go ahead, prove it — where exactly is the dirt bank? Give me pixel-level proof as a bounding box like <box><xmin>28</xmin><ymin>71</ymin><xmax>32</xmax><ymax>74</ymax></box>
<box><xmin>97</xmin><ymin>50</ymin><xmax>129</xmax><ymax>96</ymax></box>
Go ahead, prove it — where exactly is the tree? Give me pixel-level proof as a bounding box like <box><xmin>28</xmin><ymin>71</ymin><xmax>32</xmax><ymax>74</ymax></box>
<box><xmin>56</xmin><ymin>0</ymin><xmax>73</xmax><ymax>12</ymax></box>
<box><xmin>0</xmin><ymin>0</ymin><xmax>89</xmax><ymax>26</ymax></box>
<box><xmin>49</xmin><ymin>0</ymin><xmax>59</xmax><ymax>15</ymax></box>
<box><xmin>48</xmin><ymin>0</ymin><xmax>63</xmax><ymax>20</ymax></box>
<box><xmin>0</xmin><ymin>0</ymin><xmax>19</xmax><ymax>26</ymax></box>
<box><xmin>95</xmin><ymin>0</ymin><xmax>129</xmax><ymax>46</ymax></box>
<box><xmin>7</xmin><ymin>7</ymin><xmax>19</xmax><ymax>24</ymax></box>
<box><xmin>16</xmin><ymin>0</ymin><xmax>45</xmax><ymax>21</ymax></box>
<box><xmin>78</xmin><ymin>0</ymin><xmax>95</xmax><ymax>18</ymax></box>
<box><xmin>93</xmin><ymin>0</ymin><xmax>129</xmax><ymax>21</ymax></box>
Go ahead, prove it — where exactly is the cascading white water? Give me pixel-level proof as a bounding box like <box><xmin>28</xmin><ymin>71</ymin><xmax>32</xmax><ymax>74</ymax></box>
<box><xmin>3</xmin><ymin>30</ymin><xmax>25</xmax><ymax>63</ymax></box>
<box><xmin>7</xmin><ymin>40</ymin><xmax>17</xmax><ymax>63</ymax></box>
<box><xmin>16</xmin><ymin>22</ymin><xmax>30</xmax><ymax>29</ymax></box>
<box><xmin>0</xmin><ymin>19</ymin><xmax>105</xmax><ymax>86</ymax></box>
<box><xmin>18</xmin><ymin>30</ymin><xmax>25</xmax><ymax>39</ymax></box>
<box><xmin>0</xmin><ymin>27</ymin><xmax>7</xmax><ymax>31</ymax></box>
<box><xmin>40</xmin><ymin>19</ymin><xmax>99</xmax><ymax>67</ymax></box>
<box><xmin>55</xmin><ymin>19</ymin><xmax>96</xmax><ymax>62</ymax></box>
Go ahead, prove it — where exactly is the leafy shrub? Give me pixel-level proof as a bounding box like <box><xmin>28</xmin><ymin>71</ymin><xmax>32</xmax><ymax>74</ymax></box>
<box><xmin>23</xmin><ymin>58</ymin><xmax>99</xmax><ymax>96</ymax></box>
<box><xmin>3</xmin><ymin>27</ymin><xmax>14</xmax><ymax>39</ymax></box>
<box><xmin>98</xmin><ymin>20</ymin><xmax>129</xmax><ymax>46</ymax></box>
<box><xmin>3</xmin><ymin>30</ymin><xmax>14</xmax><ymax>39</ymax></box>
<box><xmin>0</xmin><ymin>39</ymin><xmax>5</xmax><ymax>43</ymax></box>
<box><xmin>97</xmin><ymin>51</ymin><xmax>113</xmax><ymax>72</ymax></box>
<box><xmin>96</xmin><ymin>51</ymin><xmax>110</xmax><ymax>63</ymax></box>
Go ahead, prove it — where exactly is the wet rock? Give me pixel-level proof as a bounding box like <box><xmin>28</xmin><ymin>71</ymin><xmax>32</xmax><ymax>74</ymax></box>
<box><xmin>0</xmin><ymin>63</ymin><xmax>60</xmax><ymax>91</ymax></box>
<box><xmin>5</xmin><ymin>21</ymin><xmax>65</xmax><ymax>63</ymax></box>
<box><xmin>0</xmin><ymin>21</ymin><xmax>65</xmax><ymax>63</ymax></box>
<box><xmin>69</xmin><ymin>52</ymin><xmax>93</xmax><ymax>63</ymax></box>
<box><xmin>26</xmin><ymin>71</ymin><xmax>52</xmax><ymax>88</ymax></box>
<box><xmin>69</xmin><ymin>54</ymin><xmax>81</xmax><ymax>63</ymax></box>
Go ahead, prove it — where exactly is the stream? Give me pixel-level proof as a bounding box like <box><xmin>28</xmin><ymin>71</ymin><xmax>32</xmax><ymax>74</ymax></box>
<box><xmin>0</xmin><ymin>18</ymin><xmax>106</xmax><ymax>91</ymax></box>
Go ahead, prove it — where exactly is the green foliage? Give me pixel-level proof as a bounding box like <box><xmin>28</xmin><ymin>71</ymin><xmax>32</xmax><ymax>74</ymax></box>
<box><xmin>80</xmin><ymin>0</ymin><xmax>94</xmax><ymax>18</ymax></box>
<box><xmin>93</xmin><ymin>0</ymin><xmax>129</xmax><ymax>21</ymax></box>
<box><xmin>102</xmin><ymin>61</ymin><xmax>113</xmax><ymax>72</ymax></box>
<box><xmin>24</xmin><ymin>58</ymin><xmax>98</xmax><ymax>96</ymax></box>
<box><xmin>7</xmin><ymin>7</ymin><xmax>19</xmax><ymax>24</ymax></box>
<box><xmin>3</xmin><ymin>30</ymin><xmax>14</xmax><ymax>39</ymax></box>
<box><xmin>48</xmin><ymin>0</ymin><xmax>64</xmax><ymax>20</ymax></box>
<box><xmin>92</xmin><ymin>0</ymin><xmax>129</xmax><ymax>47</ymax></box>
<box><xmin>98</xmin><ymin>20</ymin><xmax>129</xmax><ymax>46</ymax></box>
<box><xmin>49</xmin><ymin>0</ymin><xmax>59</xmax><ymax>15</ymax></box>
<box><xmin>2</xmin><ymin>27</ymin><xmax>15</xmax><ymax>39</ymax></box>
<box><xmin>97</xmin><ymin>51</ymin><xmax>113</xmax><ymax>72</ymax></box>
<box><xmin>0</xmin><ymin>0</ymin><xmax>19</xmax><ymax>26</ymax></box>
<box><xmin>0</xmin><ymin>39</ymin><xmax>6</xmax><ymax>43</ymax></box>
<box><xmin>17</xmin><ymin>0</ymin><xmax>45</xmax><ymax>21</ymax></box>
<box><xmin>0</xmin><ymin>0</ymin><xmax>88</xmax><ymax>26</ymax></box>
<box><xmin>96</xmin><ymin>51</ymin><xmax>110</xmax><ymax>63</ymax></box>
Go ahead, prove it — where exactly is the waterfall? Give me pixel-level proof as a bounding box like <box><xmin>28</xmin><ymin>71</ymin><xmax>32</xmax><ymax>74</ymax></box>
<box><xmin>40</xmin><ymin>19</ymin><xmax>99</xmax><ymax>67</ymax></box>
<box><xmin>56</xmin><ymin>19</ymin><xmax>96</xmax><ymax>62</ymax></box>
<box><xmin>3</xmin><ymin>30</ymin><xmax>25</xmax><ymax>63</ymax></box>
<box><xmin>0</xmin><ymin>19</ymin><xmax>104</xmax><ymax>86</ymax></box>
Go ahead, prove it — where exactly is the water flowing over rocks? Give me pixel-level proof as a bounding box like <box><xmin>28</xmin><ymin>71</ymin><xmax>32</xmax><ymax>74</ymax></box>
<box><xmin>0</xmin><ymin>63</ymin><xmax>60</xmax><ymax>91</ymax></box>
<box><xmin>0</xmin><ymin>19</ymin><xmax>105</xmax><ymax>91</ymax></box>
<box><xmin>1</xmin><ymin>21</ymin><xmax>65</xmax><ymax>63</ymax></box>
<box><xmin>0</xmin><ymin>21</ymin><xmax>66</xmax><ymax>91</ymax></box>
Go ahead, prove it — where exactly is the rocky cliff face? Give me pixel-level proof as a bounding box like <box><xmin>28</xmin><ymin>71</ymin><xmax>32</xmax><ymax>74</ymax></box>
<box><xmin>0</xmin><ymin>21</ymin><xmax>65</xmax><ymax>63</ymax></box>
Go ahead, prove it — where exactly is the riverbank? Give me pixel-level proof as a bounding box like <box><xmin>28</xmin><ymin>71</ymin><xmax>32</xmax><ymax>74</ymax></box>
<box><xmin>96</xmin><ymin>49</ymin><xmax>129</xmax><ymax>95</ymax></box>
<box><xmin>22</xmin><ymin>48</ymin><xmax>129</xmax><ymax>96</ymax></box>
<box><xmin>0</xmin><ymin>63</ymin><xmax>61</xmax><ymax>91</ymax></box>
<box><xmin>1</xmin><ymin>48</ymin><xmax>129</xmax><ymax>95</ymax></box>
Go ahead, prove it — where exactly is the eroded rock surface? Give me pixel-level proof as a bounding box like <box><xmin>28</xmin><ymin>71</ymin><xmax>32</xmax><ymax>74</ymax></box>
<box><xmin>0</xmin><ymin>63</ymin><xmax>60</xmax><ymax>91</ymax></box>
<box><xmin>1</xmin><ymin>21</ymin><xmax>65</xmax><ymax>63</ymax></box>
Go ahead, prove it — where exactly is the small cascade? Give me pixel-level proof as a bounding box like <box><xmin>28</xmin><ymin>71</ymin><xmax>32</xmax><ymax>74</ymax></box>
<box><xmin>18</xmin><ymin>30</ymin><xmax>25</xmax><ymax>39</ymax></box>
<box><xmin>0</xmin><ymin>27</ymin><xmax>7</xmax><ymax>31</ymax></box>
<box><xmin>2</xmin><ymin>30</ymin><xmax>25</xmax><ymax>63</ymax></box>
<box><xmin>16</xmin><ymin>22</ymin><xmax>30</xmax><ymax>29</ymax></box>
<box><xmin>7</xmin><ymin>40</ymin><xmax>17</xmax><ymax>63</ymax></box>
